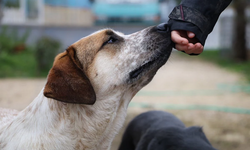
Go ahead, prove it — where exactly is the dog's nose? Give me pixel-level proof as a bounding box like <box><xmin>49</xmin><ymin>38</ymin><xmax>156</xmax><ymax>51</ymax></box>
<box><xmin>156</xmin><ymin>23</ymin><xmax>169</xmax><ymax>32</ymax></box>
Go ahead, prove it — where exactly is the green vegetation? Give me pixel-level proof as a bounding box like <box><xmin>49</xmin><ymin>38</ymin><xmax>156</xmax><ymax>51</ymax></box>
<box><xmin>0</xmin><ymin>26</ymin><xmax>30</xmax><ymax>54</ymax></box>
<box><xmin>35</xmin><ymin>37</ymin><xmax>60</xmax><ymax>76</ymax></box>
<box><xmin>3</xmin><ymin>0</ymin><xmax>20</xmax><ymax>8</ymax></box>
<box><xmin>0</xmin><ymin>49</ymin><xmax>38</xmax><ymax>77</ymax></box>
<box><xmin>0</xmin><ymin>27</ymin><xmax>60</xmax><ymax>78</ymax></box>
<box><xmin>199</xmin><ymin>50</ymin><xmax>250</xmax><ymax>82</ymax></box>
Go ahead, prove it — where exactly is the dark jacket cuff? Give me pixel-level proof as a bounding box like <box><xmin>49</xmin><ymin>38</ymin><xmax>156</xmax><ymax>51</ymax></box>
<box><xmin>169</xmin><ymin>5</ymin><xmax>209</xmax><ymax>34</ymax></box>
<box><xmin>168</xmin><ymin>19</ymin><xmax>207</xmax><ymax>46</ymax></box>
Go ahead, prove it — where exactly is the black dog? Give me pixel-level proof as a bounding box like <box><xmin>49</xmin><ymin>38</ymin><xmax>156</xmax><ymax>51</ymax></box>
<box><xmin>118</xmin><ymin>110</ymin><xmax>217</xmax><ymax>150</ymax></box>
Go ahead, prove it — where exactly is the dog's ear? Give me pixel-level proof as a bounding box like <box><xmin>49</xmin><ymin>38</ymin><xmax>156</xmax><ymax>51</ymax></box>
<box><xmin>44</xmin><ymin>46</ymin><xmax>96</xmax><ymax>104</ymax></box>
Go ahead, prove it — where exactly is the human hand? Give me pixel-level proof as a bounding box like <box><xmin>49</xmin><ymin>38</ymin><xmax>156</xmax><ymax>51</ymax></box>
<box><xmin>171</xmin><ymin>30</ymin><xmax>203</xmax><ymax>55</ymax></box>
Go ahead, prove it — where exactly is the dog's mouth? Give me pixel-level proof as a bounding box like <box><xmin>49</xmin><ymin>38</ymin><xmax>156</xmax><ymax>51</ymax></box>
<box><xmin>129</xmin><ymin>59</ymin><xmax>157</xmax><ymax>79</ymax></box>
<box><xmin>129</xmin><ymin>51</ymin><xmax>170</xmax><ymax>79</ymax></box>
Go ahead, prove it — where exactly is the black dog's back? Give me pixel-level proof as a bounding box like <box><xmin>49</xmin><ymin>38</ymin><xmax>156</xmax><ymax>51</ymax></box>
<box><xmin>118</xmin><ymin>110</ymin><xmax>216</xmax><ymax>150</ymax></box>
<box><xmin>118</xmin><ymin>111</ymin><xmax>185</xmax><ymax>150</ymax></box>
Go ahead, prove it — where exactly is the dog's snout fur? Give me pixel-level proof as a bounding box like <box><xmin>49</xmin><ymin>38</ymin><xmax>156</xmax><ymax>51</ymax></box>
<box><xmin>125</xmin><ymin>25</ymin><xmax>172</xmax><ymax>85</ymax></box>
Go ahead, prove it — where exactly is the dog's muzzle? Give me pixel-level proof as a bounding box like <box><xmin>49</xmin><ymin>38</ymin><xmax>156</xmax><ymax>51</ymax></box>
<box><xmin>129</xmin><ymin>23</ymin><xmax>173</xmax><ymax>80</ymax></box>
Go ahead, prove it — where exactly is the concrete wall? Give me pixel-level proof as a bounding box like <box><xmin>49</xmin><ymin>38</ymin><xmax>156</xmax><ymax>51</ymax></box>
<box><xmin>1</xmin><ymin>0</ymin><xmax>44</xmax><ymax>25</ymax></box>
<box><xmin>2</xmin><ymin>8</ymin><xmax>25</xmax><ymax>24</ymax></box>
<box><xmin>1</xmin><ymin>0</ymin><xmax>93</xmax><ymax>27</ymax></box>
<box><xmin>44</xmin><ymin>5</ymin><xmax>94</xmax><ymax>27</ymax></box>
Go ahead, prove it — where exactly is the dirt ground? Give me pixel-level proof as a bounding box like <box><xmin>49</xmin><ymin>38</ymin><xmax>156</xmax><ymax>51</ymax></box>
<box><xmin>0</xmin><ymin>53</ymin><xmax>250</xmax><ymax>150</ymax></box>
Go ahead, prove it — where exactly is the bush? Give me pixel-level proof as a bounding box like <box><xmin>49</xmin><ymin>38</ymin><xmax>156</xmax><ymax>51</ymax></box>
<box><xmin>4</xmin><ymin>0</ymin><xmax>20</xmax><ymax>8</ymax></box>
<box><xmin>0</xmin><ymin>26</ymin><xmax>30</xmax><ymax>54</ymax></box>
<box><xmin>0</xmin><ymin>26</ymin><xmax>36</xmax><ymax>78</ymax></box>
<box><xmin>35</xmin><ymin>36</ymin><xmax>61</xmax><ymax>75</ymax></box>
<box><xmin>0</xmin><ymin>50</ymin><xmax>37</xmax><ymax>77</ymax></box>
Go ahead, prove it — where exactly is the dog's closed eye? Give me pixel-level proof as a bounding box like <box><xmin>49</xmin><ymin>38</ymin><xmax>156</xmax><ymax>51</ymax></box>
<box><xmin>102</xmin><ymin>36</ymin><xmax>118</xmax><ymax>47</ymax></box>
<box><xmin>99</xmin><ymin>36</ymin><xmax>120</xmax><ymax>51</ymax></box>
<box><xmin>107</xmin><ymin>37</ymin><xmax>118</xmax><ymax>44</ymax></box>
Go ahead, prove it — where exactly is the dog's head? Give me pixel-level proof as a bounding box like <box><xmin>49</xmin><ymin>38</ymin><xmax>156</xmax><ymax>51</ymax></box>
<box><xmin>44</xmin><ymin>24</ymin><xmax>172</xmax><ymax>104</ymax></box>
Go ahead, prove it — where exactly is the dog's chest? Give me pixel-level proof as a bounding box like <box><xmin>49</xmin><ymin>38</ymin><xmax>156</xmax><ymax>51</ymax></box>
<box><xmin>0</xmin><ymin>108</ymin><xmax>19</xmax><ymax>129</ymax></box>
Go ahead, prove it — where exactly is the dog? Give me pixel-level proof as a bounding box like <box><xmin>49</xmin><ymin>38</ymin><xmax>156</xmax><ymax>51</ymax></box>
<box><xmin>118</xmin><ymin>110</ymin><xmax>217</xmax><ymax>150</ymax></box>
<box><xmin>0</xmin><ymin>23</ymin><xmax>172</xmax><ymax>150</ymax></box>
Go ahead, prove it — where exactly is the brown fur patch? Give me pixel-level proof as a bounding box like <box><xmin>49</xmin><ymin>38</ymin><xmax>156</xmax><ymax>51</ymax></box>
<box><xmin>44</xmin><ymin>47</ymin><xmax>96</xmax><ymax>104</ymax></box>
<box><xmin>72</xmin><ymin>29</ymin><xmax>122</xmax><ymax>72</ymax></box>
<box><xmin>72</xmin><ymin>30</ymin><xmax>108</xmax><ymax>71</ymax></box>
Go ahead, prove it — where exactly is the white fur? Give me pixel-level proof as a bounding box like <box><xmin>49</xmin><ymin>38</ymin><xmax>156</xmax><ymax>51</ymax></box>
<box><xmin>0</xmin><ymin>88</ymin><xmax>131</xmax><ymax>150</ymax></box>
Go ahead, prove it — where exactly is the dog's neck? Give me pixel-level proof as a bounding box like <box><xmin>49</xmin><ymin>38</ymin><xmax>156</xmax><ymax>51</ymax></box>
<box><xmin>0</xmin><ymin>89</ymin><xmax>132</xmax><ymax>150</ymax></box>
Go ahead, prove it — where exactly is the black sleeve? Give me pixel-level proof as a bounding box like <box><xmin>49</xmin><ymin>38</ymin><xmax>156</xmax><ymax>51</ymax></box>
<box><xmin>168</xmin><ymin>0</ymin><xmax>232</xmax><ymax>46</ymax></box>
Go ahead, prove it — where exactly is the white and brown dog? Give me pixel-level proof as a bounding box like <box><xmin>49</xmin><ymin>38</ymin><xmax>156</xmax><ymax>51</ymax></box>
<box><xmin>0</xmin><ymin>23</ymin><xmax>172</xmax><ymax>150</ymax></box>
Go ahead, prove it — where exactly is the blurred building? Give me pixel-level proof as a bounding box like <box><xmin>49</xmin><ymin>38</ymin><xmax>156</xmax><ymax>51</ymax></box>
<box><xmin>92</xmin><ymin>0</ymin><xmax>161</xmax><ymax>25</ymax></box>
<box><xmin>1</xmin><ymin>0</ymin><xmax>94</xmax><ymax>26</ymax></box>
<box><xmin>159</xmin><ymin>0</ymin><xmax>176</xmax><ymax>22</ymax></box>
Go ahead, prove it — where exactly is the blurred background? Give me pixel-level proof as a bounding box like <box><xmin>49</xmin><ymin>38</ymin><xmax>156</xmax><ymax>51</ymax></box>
<box><xmin>0</xmin><ymin>0</ymin><xmax>250</xmax><ymax>150</ymax></box>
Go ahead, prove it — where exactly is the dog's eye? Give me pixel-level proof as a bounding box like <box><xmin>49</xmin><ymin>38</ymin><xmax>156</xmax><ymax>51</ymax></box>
<box><xmin>107</xmin><ymin>37</ymin><xmax>117</xmax><ymax>44</ymax></box>
<box><xmin>101</xmin><ymin>36</ymin><xmax>118</xmax><ymax>48</ymax></box>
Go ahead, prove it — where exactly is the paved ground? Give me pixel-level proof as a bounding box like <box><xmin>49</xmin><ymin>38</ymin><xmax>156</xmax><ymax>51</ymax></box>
<box><xmin>0</xmin><ymin>53</ymin><xmax>250</xmax><ymax>150</ymax></box>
